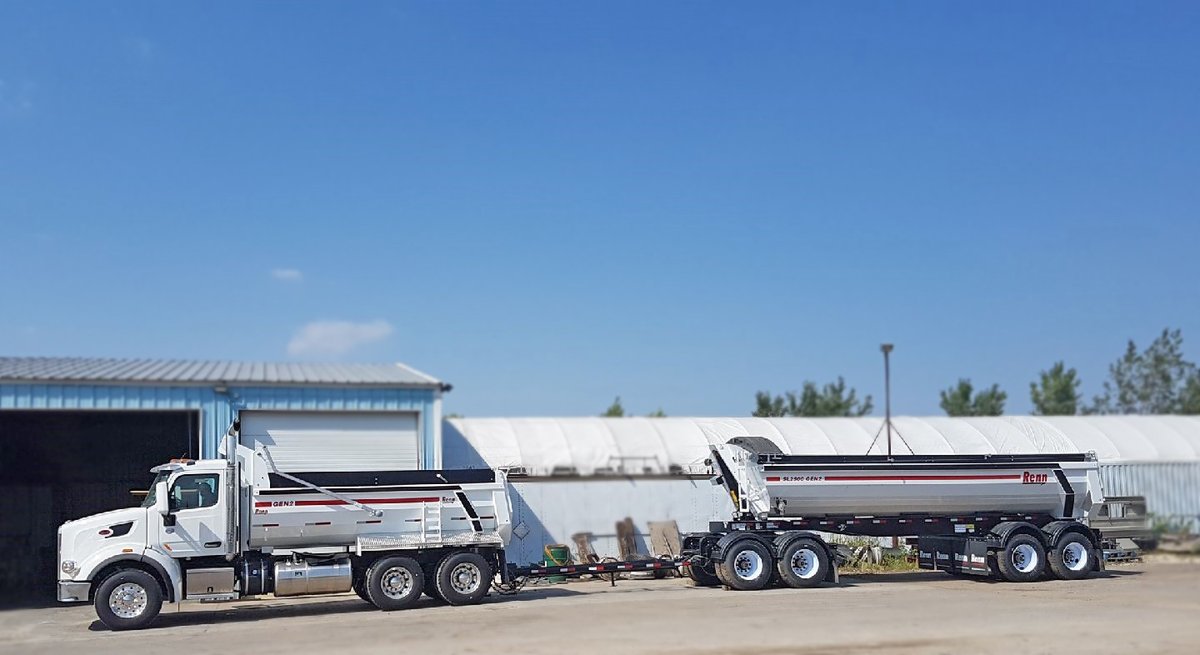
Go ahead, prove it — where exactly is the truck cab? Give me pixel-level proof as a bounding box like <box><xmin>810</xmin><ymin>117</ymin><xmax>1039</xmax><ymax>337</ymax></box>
<box><xmin>57</xmin><ymin>458</ymin><xmax>235</xmax><ymax>615</ymax></box>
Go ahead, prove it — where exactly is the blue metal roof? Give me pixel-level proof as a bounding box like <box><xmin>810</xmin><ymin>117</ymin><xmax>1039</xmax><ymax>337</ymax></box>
<box><xmin>0</xmin><ymin>357</ymin><xmax>441</xmax><ymax>387</ymax></box>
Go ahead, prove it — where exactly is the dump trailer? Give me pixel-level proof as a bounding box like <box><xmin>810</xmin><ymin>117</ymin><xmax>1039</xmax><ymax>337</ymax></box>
<box><xmin>57</xmin><ymin>423</ymin><xmax>514</xmax><ymax>630</ymax></box>
<box><xmin>680</xmin><ymin>439</ymin><xmax>1106</xmax><ymax>590</ymax></box>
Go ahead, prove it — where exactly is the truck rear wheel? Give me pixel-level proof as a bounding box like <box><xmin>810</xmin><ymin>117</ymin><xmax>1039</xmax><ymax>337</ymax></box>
<box><xmin>996</xmin><ymin>534</ymin><xmax>1046</xmax><ymax>583</ymax></box>
<box><xmin>1048</xmin><ymin>533</ymin><xmax>1094</xmax><ymax>580</ymax></box>
<box><xmin>366</xmin><ymin>556</ymin><xmax>424</xmax><ymax>610</ymax></box>
<box><xmin>435</xmin><ymin>552</ymin><xmax>491</xmax><ymax>606</ymax></box>
<box><xmin>94</xmin><ymin>568</ymin><xmax>163</xmax><ymax>631</ymax></box>
<box><xmin>776</xmin><ymin>538</ymin><xmax>828</xmax><ymax>589</ymax></box>
<box><xmin>352</xmin><ymin>573</ymin><xmax>371</xmax><ymax>603</ymax></box>
<box><xmin>716</xmin><ymin>539</ymin><xmax>773</xmax><ymax>591</ymax></box>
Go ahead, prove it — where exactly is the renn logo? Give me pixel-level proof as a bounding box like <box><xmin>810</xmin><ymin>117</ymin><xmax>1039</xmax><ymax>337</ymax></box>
<box><xmin>1021</xmin><ymin>471</ymin><xmax>1048</xmax><ymax>485</ymax></box>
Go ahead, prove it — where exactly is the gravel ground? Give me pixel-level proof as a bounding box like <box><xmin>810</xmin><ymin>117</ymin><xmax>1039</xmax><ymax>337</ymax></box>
<box><xmin>1</xmin><ymin>561</ymin><xmax>1197</xmax><ymax>655</ymax></box>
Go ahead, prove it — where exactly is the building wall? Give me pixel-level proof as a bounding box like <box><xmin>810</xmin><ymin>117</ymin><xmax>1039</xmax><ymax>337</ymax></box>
<box><xmin>505</xmin><ymin>478</ymin><xmax>730</xmax><ymax>565</ymax></box>
<box><xmin>1101</xmin><ymin>462</ymin><xmax>1200</xmax><ymax>523</ymax></box>
<box><xmin>0</xmin><ymin>383</ymin><xmax>441</xmax><ymax>467</ymax></box>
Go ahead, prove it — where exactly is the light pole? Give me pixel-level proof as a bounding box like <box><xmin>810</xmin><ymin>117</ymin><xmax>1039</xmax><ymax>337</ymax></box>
<box><xmin>880</xmin><ymin>343</ymin><xmax>894</xmax><ymax>459</ymax></box>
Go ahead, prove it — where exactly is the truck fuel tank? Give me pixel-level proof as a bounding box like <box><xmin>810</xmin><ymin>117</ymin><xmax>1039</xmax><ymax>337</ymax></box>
<box><xmin>273</xmin><ymin>558</ymin><xmax>352</xmax><ymax>597</ymax></box>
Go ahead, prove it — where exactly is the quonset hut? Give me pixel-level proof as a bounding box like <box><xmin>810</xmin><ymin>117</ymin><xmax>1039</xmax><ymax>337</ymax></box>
<box><xmin>444</xmin><ymin>416</ymin><xmax>1200</xmax><ymax>564</ymax></box>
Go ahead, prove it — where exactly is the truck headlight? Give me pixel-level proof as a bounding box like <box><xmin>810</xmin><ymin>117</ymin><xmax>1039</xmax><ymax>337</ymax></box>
<box><xmin>61</xmin><ymin>560</ymin><xmax>79</xmax><ymax>575</ymax></box>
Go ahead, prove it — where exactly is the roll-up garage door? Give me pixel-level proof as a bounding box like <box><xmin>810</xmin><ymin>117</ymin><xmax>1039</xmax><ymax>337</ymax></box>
<box><xmin>239</xmin><ymin>411</ymin><xmax>420</xmax><ymax>472</ymax></box>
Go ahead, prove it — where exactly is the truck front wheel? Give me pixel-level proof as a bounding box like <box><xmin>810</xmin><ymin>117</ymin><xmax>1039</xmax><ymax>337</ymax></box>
<box><xmin>94</xmin><ymin>568</ymin><xmax>163</xmax><ymax>631</ymax></box>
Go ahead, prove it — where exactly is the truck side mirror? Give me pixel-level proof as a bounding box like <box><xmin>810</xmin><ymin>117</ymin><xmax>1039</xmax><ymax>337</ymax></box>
<box><xmin>154</xmin><ymin>480</ymin><xmax>175</xmax><ymax>526</ymax></box>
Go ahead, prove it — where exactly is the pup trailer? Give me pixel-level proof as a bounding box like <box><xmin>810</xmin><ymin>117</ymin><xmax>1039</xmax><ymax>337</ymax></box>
<box><xmin>57</xmin><ymin>429</ymin><xmax>1106</xmax><ymax>630</ymax></box>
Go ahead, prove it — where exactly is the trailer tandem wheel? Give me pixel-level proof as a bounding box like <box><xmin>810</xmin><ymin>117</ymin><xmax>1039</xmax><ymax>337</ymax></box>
<box><xmin>995</xmin><ymin>534</ymin><xmax>1047</xmax><ymax>583</ymax></box>
<box><xmin>366</xmin><ymin>556</ymin><xmax>425</xmax><ymax>610</ymax></box>
<box><xmin>716</xmin><ymin>538</ymin><xmax>774</xmax><ymax>591</ymax></box>
<box><xmin>1048</xmin><ymin>532</ymin><xmax>1095</xmax><ymax>580</ymax></box>
<box><xmin>775</xmin><ymin>537</ymin><xmax>829</xmax><ymax>589</ymax></box>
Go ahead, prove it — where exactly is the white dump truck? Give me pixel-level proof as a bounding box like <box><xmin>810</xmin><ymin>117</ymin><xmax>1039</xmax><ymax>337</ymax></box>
<box><xmin>58</xmin><ymin>430</ymin><xmax>1107</xmax><ymax>630</ymax></box>
<box><xmin>57</xmin><ymin>423</ymin><xmax>513</xmax><ymax>630</ymax></box>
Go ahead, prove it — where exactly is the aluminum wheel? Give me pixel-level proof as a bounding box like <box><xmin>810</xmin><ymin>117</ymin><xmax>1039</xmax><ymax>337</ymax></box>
<box><xmin>1011</xmin><ymin>543</ymin><xmax>1039</xmax><ymax>574</ymax></box>
<box><xmin>381</xmin><ymin>566</ymin><xmax>414</xmax><ymax>600</ymax></box>
<box><xmin>108</xmin><ymin>582</ymin><xmax>148</xmax><ymax>619</ymax></box>
<box><xmin>1062</xmin><ymin>541</ymin><xmax>1088</xmax><ymax>572</ymax></box>
<box><xmin>733</xmin><ymin>549</ymin><xmax>764</xmax><ymax>581</ymax></box>
<box><xmin>450</xmin><ymin>562</ymin><xmax>481</xmax><ymax>595</ymax></box>
<box><xmin>790</xmin><ymin>547</ymin><xmax>820</xmax><ymax>580</ymax></box>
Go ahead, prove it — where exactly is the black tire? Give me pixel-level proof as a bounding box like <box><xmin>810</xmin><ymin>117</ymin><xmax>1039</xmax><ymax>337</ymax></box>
<box><xmin>93</xmin><ymin>568</ymin><xmax>163</xmax><ymax>631</ymax></box>
<box><xmin>716</xmin><ymin>539</ymin><xmax>774</xmax><ymax>591</ymax></box>
<box><xmin>685</xmin><ymin>563</ymin><xmax>721</xmax><ymax>587</ymax></box>
<box><xmin>352</xmin><ymin>573</ymin><xmax>371</xmax><ymax>603</ymax></box>
<box><xmin>435</xmin><ymin>552</ymin><xmax>492</xmax><ymax>606</ymax></box>
<box><xmin>365</xmin><ymin>556</ymin><xmax>424</xmax><ymax>610</ymax></box>
<box><xmin>1048</xmin><ymin>532</ymin><xmax>1095</xmax><ymax>580</ymax></box>
<box><xmin>423</xmin><ymin>564</ymin><xmax>446</xmax><ymax>603</ymax></box>
<box><xmin>776</xmin><ymin>538</ymin><xmax>829</xmax><ymax>589</ymax></box>
<box><xmin>996</xmin><ymin>534</ymin><xmax>1047</xmax><ymax>583</ymax></box>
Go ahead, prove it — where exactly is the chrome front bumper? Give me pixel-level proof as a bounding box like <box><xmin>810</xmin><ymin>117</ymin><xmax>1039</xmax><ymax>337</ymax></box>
<box><xmin>57</xmin><ymin>580</ymin><xmax>90</xmax><ymax>603</ymax></box>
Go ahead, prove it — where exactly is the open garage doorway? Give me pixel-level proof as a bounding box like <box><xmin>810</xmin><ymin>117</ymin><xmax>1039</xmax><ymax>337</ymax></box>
<box><xmin>0</xmin><ymin>410</ymin><xmax>197</xmax><ymax>606</ymax></box>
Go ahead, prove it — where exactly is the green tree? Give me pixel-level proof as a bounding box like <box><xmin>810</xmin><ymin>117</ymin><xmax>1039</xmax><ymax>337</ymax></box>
<box><xmin>753</xmin><ymin>377</ymin><xmax>873</xmax><ymax>417</ymax></box>
<box><xmin>940</xmin><ymin>379</ymin><xmax>1006</xmax><ymax>416</ymax></box>
<box><xmin>1183</xmin><ymin>375</ymin><xmax>1200</xmax><ymax>415</ymax></box>
<box><xmin>646</xmin><ymin>408</ymin><xmax>667</xmax><ymax>417</ymax></box>
<box><xmin>1030</xmin><ymin>361</ymin><xmax>1081</xmax><ymax>415</ymax></box>
<box><xmin>1090</xmin><ymin>328</ymin><xmax>1198</xmax><ymax>414</ymax></box>
<box><xmin>602</xmin><ymin>396</ymin><xmax>625</xmax><ymax>417</ymax></box>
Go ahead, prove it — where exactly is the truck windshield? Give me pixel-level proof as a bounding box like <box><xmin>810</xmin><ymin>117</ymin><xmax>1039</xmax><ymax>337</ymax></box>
<box><xmin>140</xmin><ymin>470</ymin><xmax>170</xmax><ymax>508</ymax></box>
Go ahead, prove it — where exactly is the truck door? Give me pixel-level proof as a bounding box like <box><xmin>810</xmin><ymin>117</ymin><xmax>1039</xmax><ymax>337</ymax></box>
<box><xmin>159</xmin><ymin>470</ymin><xmax>231</xmax><ymax>558</ymax></box>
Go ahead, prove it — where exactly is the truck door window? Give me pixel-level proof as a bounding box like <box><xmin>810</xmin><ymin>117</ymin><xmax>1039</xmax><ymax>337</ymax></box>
<box><xmin>170</xmin><ymin>473</ymin><xmax>219</xmax><ymax>511</ymax></box>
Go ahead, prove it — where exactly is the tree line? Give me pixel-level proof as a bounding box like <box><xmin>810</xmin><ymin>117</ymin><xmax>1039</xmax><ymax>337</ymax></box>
<box><xmin>754</xmin><ymin>328</ymin><xmax>1200</xmax><ymax>417</ymax></box>
<box><xmin>604</xmin><ymin>328</ymin><xmax>1200</xmax><ymax>418</ymax></box>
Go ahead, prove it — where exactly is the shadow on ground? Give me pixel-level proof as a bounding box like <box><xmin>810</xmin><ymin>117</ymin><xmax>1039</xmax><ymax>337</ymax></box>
<box><xmin>87</xmin><ymin>587</ymin><xmax>585</xmax><ymax>632</ymax></box>
<box><xmin>835</xmin><ymin>567</ymin><xmax>1141</xmax><ymax>587</ymax></box>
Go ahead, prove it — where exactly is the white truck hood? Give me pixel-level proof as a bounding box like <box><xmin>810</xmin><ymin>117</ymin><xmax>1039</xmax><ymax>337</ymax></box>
<box><xmin>58</xmin><ymin>506</ymin><xmax>150</xmax><ymax>581</ymax></box>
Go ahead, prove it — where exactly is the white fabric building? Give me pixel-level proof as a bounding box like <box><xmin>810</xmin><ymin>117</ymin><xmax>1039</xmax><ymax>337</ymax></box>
<box><xmin>444</xmin><ymin>416</ymin><xmax>1200</xmax><ymax>563</ymax></box>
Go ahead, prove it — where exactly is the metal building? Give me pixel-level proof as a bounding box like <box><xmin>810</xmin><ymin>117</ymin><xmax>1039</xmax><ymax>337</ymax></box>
<box><xmin>445</xmin><ymin>416</ymin><xmax>1200</xmax><ymax>564</ymax></box>
<box><xmin>0</xmin><ymin>356</ymin><xmax>447</xmax><ymax>603</ymax></box>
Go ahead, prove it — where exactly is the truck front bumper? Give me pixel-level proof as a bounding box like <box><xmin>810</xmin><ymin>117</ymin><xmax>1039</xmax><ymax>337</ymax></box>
<box><xmin>57</xmin><ymin>580</ymin><xmax>90</xmax><ymax>603</ymax></box>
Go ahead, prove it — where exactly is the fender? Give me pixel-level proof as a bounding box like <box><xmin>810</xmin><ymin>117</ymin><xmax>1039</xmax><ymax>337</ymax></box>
<box><xmin>1041</xmin><ymin>520</ymin><xmax>1096</xmax><ymax>548</ymax></box>
<box><xmin>710</xmin><ymin>531</ymin><xmax>775</xmax><ymax>563</ymax></box>
<box><xmin>76</xmin><ymin>547</ymin><xmax>181</xmax><ymax>603</ymax></box>
<box><xmin>989</xmin><ymin>521</ymin><xmax>1046</xmax><ymax>548</ymax></box>
<box><xmin>138</xmin><ymin>547</ymin><xmax>184</xmax><ymax>603</ymax></box>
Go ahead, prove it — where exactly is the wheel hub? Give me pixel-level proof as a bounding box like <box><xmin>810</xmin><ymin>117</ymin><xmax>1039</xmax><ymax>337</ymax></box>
<box><xmin>733</xmin><ymin>550</ymin><xmax>763</xmax><ymax>580</ymax></box>
<box><xmin>382</xmin><ymin>567</ymin><xmax>413</xmax><ymax>599</ymax></box>
<box><xmin>1012</xmin><ymin>544</ymin><xmax>1039</xmax><ymax>574</ymax></box>
<box><xmin>791</xmin><ymin>548</ymin><xmax>818</xmax><ymax>579</ymax></box>
<box><xmin>1063</xmin><ymin>542</ymin><xmax>1088</xmax><ymax>571</ymax></box>
<box><xmin>108</xmin><ymin>583</ymin><xmax>148</xmax><ymax>619</ymax></box>
<box><xmin>451</xmin><ymin>563</ymin><xmax>480</xmax><ymax>593</ymax></box>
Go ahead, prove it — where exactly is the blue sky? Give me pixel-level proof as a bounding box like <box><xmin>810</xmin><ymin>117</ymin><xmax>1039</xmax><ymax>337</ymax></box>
<box><xmin>2</xmin><ymin>2</ymin><xmax>1198</xmax><ymax>417</ymax></box>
